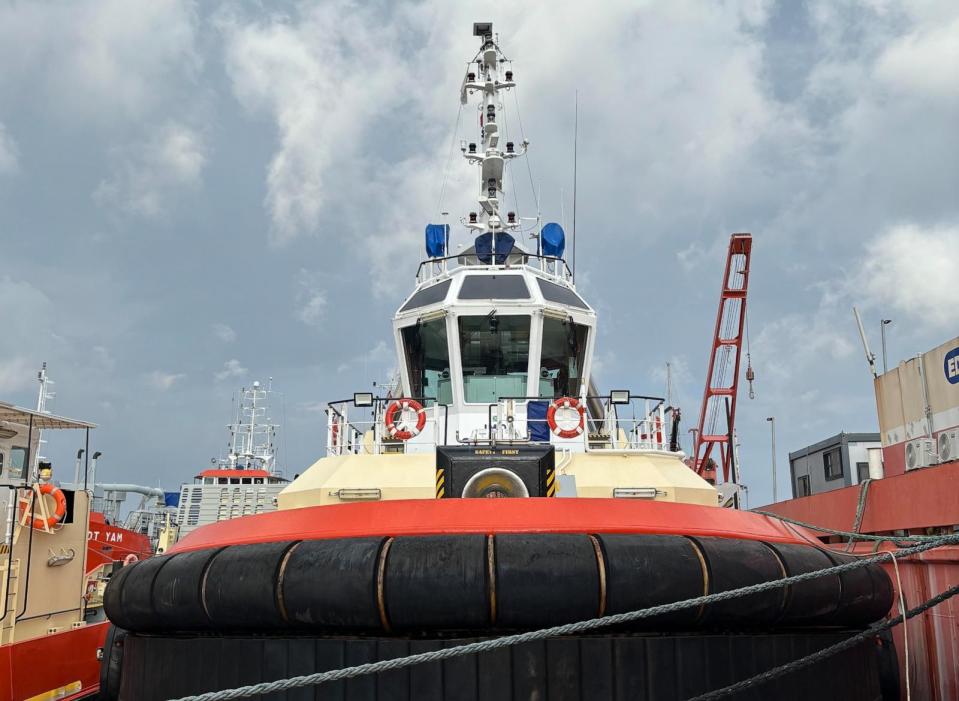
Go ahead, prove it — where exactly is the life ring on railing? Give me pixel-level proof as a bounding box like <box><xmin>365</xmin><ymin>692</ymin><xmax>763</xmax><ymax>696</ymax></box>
<box><xmin>546</xmin><ymin>397</ymin><xmax>585</xmax><ymax>439</ymax></box>
<box><xmin>384</xmin><ymin>399</ymin><xmax>426</xmax><ymax>440</ymax></box>
<box><xmin>124</xmin><ymin>553</ymin><xmax>139</xmax><ymax>566</ymax></box>
<box><xmin>18</xmin><ymin>483</ymin><xmax>67</xmax><ymax>530</ymax></box>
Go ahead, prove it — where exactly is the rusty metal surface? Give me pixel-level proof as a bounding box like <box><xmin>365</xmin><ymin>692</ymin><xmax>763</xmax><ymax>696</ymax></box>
<box><xmin>764</xmin><ymin>459</ymin><xmax>959</xmax><ymax>533</ymax></box>
<box><xmin>849</xmin><ymin>543</ymin><xmax>959</xmax><ymax>701</ymax></box>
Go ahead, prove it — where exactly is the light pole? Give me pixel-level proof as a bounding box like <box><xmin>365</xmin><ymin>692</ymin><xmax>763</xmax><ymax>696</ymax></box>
<box><xmin>880</xmin><ymin>319</ymin><xmax>892</xmax><ymax>374</ymax></box>
<box><xmin>766</xmin><ymin>417</ymin><xmax>777</xmax><ymax>503</ymax></box>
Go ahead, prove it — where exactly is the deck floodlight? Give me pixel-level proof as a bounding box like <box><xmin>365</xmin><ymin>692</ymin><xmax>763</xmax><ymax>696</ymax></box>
<box><xmin>473</xmin><ymin>22</ymin><xmax>493</xmax><ymax>38</ymax></box>
<box><xmin>505</xmin><ymin>70</ymin><xmax>513</xmax><ymax>81</ymax></box>
<box><xmin>610</xmin><ymin>390</ymin><xmax>630</xmax><ymax>405</ymax></box>
<box><xmin>354</xmin><ymin>392</ymin><xmax>374</xmax><ymax>407</ymax></box>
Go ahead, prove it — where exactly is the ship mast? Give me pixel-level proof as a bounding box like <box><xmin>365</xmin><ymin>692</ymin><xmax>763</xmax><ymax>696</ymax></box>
<box><xmin>33</xmin><ymin>362</ymin><xmax>55</xmax><ymax>475</ymax></box>
<box><xmin>225</xmin><ymin>380</ymin><xmax>278</xmax><ymax>473</ymax></box>
<box><xmin>460</xmin><ymin>23</ymin><xmax>527</xmax><ymax>254</ymax></box>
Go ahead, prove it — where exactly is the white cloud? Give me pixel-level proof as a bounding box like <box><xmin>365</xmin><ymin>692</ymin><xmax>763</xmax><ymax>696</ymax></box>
<box><xmin>875</xmin><ymin>16</ymin><xmax>959</xmax><ymax>100</ymax></box>
<box><xmin>0</xmin><ymin>123</ymin><xmax>18</xmax><ymax>175</ymax></box>
<box><xmin>94</xmin><ymin>122</ymin><xmax>207</xmax><ymax>217</ymax></box>
<box><xmin>295</xmin><ymin>270</ymin><xmax>327</xmax><ymax>326</ymax></box>
<box><xmin>852</xmin><ymin>222</ymin><xmax>959</xmax><ymax>330</ymax></box>
<box><xmin>147</xmin><ymin>370</ymin><xmax>185</xmax><ymax>391</ymax></box>
<box><xmin>212</xmin><ymin>323</ymin><xmax>237</xmax><ymax>343</ymax></box>
<box><xmin>0</xmin><ymin>0</ymin><xmax>200</xmax><ymax>123</ymax></box>
<box><xmin>220</xmin><ymin>3</ymin><xmax>411</xmax><ymax>244</ymax></box>
<box><xmin>215</xmin><ymin>359</ymin><xmax>247</xmax><ymax>382</ymax></box>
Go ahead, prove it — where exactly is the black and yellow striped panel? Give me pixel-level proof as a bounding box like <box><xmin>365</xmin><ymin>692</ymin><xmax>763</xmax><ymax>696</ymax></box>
<box><xmin>435</xmin><ymin>468</ymin><xmax>445</xmax><ymax>499</ymax></box>
<box><xmin>545</xmin><ymin>467</ymin><xmax>556</xmax><ymax>497</ymax></box>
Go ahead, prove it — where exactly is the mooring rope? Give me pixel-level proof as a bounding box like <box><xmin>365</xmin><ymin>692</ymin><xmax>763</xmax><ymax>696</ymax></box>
<box><xmin>167</xmin><ymin>531</ymin><xmax>959</xmax><ymax>701</ymax></box>
<box><xmin>689</xmin><ymin>581</ymin><xmax>959</xmax><ymax>700</ymax></box>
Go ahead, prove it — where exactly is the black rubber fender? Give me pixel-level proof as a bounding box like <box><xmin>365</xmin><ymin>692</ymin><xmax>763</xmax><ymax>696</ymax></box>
<box><xmin>385</xmin><ymin>534</ymin><xmax>490</xmax><ymax>630</ymax></box>
<box><xmin>690</xmin><ymin>536</ymin><xmax>786</xmax><ymax>625</ymax></box>
<box><xmin>203</xmin><ymin>541</ymin><xmax>298</xmax><ymax>628</ymax></box>
<box><xmin>764</xmin><ymin>542</ymin><xmax>843</xmax><ymax>624</ymax></box>
<box><xmin>597</xmin><ymin>533</ymin><xmax>705</xmax><ymax>626</ymax></box>
<box><xmin>494</xmin><ymin>533</ymin><xmax>599</xmax><ymax>628</ymax></box>
<box><xmin>823</xmin><ymin>550</ymin><xmax>894</xmax><ymax>624</ymax></box>
<box><xmin>280</xmin><ymin>536</ymin><xmax>385</xmax><ymax>630</ymax></box>
<box><xmin>108</xmin><ymin>555</ymin><xmax>172</xmax><ymax>631</ymax></box>
<box><xmin>151</xmin><ymin>547</ymin><xmax>225</xmax><ymax>630</ymax></box>
<box><xmin>97</xmin><ymin>624</ymin><xmax>126</xmax><ymax>701</ymax></box>
<box><xmin>101</xmin><ymin>563</ymin><xmax>136</xmax><ymax>627</ymax></box>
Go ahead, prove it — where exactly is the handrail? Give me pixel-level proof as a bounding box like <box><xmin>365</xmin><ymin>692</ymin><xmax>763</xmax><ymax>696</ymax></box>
<box><xmin>414</xmin><ymin>252</ymin><xmax>574</xmax><ymax>284</ymax></box>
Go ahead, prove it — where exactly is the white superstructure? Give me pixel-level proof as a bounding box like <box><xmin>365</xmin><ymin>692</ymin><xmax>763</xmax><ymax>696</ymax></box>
<box><xmin>279</xmin><ymin>24</ymin><xmax>718</xmax><ymax>510</ymax></box>
<box><xmin>176</xmin><ymin>381</ymin><xmax>287</xmax><ymax>538</ymax></box>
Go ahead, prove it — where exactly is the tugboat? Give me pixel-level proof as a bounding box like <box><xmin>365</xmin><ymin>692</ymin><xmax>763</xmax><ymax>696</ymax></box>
<box><xmin>102</xmin><ymin>24</ymin><xmax>896</xmax><ymax>700</ymax></box>
<box><xmin>0</xmin><ymin>397</ymin><xmax>106</xmax><ymax>701</ymax></box>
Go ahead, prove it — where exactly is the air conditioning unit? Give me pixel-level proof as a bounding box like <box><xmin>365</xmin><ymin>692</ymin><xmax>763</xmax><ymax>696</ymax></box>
<box><xmin>905</xmin><ymin>438</ymin><xmax>935</xmax><ymax>470</ymax></box>
<box><xmin>937</xmin><ymin>431</ymin><xmax>959</xmax><ymax>464</ymax></box>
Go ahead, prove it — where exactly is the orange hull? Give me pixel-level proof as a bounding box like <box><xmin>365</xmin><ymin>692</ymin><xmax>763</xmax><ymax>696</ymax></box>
<box><xmin>0</xmin><ymin>622</ymin><xmax>107</xmax><ymax>701</ymax></box>
<box><xmin>86</xmin><ymin>512</ymin><xmax>152</xmax><ymax>573</ymax></box>
<box><xmin>172</xmin><ymin>497</ymin><xmax>819</xmax><ymax>553</ymax></box>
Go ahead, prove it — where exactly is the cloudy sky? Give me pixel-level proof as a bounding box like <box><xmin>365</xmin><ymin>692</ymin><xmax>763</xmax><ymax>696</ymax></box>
<box><xmin>1</xmin><ymin>1</ymin><xmax>956</xmax><ymax>506</ymax></box>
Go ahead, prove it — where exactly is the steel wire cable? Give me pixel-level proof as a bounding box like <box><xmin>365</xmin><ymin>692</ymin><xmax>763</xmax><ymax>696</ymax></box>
<box><xmin>687</xmin><ymin>581</ymin><xmax>959</xmax><ymax>700</ymax></box>
<box><xmin>167</xmin><ymin>532</ymin><xmax>959</xmax><ymax>701</ymax></box>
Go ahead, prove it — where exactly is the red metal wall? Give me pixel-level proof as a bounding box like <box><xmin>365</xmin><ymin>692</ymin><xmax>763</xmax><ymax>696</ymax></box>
<box><xmin>863</xmin><ymin>545</ymin><xmax>959</xmax><ymax>701</ymax></box>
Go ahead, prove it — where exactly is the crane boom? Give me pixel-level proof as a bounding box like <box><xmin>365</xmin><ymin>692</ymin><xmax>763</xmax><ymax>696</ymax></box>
<box><xmin>692</xmin><ymin>233</ymin><xmax>753</xmax><ymax>484</ymax></box>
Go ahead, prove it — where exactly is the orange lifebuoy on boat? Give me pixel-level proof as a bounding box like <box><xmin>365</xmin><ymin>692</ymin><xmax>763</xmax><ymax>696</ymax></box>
<box><xmin>546</xmin><ymin>397</ymin><xmax>585</xmax><ymax>439</ymax></box>
<box><xmin>384</xmin><ymin>399</ymin><xmax>426</xmax><ymax>440</ymax></box>
<box><xmin>19</xmin><ymin>482</ymin><xmax>67</xmax><ymax>530</ymax></box>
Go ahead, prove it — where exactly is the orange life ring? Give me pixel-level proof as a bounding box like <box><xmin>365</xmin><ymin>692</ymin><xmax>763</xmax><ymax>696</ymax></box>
<box><xmin>546</xmin><ymin>397</ymin><xmax>585</xmax><ymax>439</ymax></box>
<box><xmin>331</xmin><ymin>419</ymin><xmax>340</xmax><ymax>448</ymax></box>
<box><xmin>19</xmin><ymin>483</ymin><xmax>67</xmax><ymax>530</ymax></box>
<box><xmin>384</xmin><ymin>399</ymin><xmax>426</xmax><ymax>440</ymax></box>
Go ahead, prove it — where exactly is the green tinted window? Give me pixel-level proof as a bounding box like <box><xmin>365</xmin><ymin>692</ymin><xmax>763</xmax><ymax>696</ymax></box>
<box><xmin>402</xmin><ymin>318</ymin><xmax>452</xmax><ymax>404</ymax></box>
<box><xmin>458</xmin><ymin>315</ymin><xmax>531</xmax><ymax>403</ymax></box>
<box><xmin>539</xmin><ymin>318</ymin><xmax>588</xmax><ymax>398</ymax></box>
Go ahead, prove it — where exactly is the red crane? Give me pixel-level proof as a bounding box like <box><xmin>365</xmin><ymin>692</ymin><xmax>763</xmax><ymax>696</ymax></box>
<box><xmin>692</xmin><ymin>233</ymin><xmax>753</xmax><ymax>485</ymax></box>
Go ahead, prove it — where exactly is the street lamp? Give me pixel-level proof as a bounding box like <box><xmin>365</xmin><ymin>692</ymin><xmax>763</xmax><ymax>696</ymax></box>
<box><xmin>880</xmin><ymin>319</ymin><xmax>892</xmax><ymax>374</ymax></box>
<box><xmin>766</xmin><ymin>417</ymin><xmax>777</xmax><ymax>503</ymax></box>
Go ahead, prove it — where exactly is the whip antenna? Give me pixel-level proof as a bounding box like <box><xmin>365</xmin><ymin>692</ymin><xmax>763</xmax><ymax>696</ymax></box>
<box><xmin>572</xmin><ymin>90</ymin><xmax>579</xmax><ymax>282</ymax></box>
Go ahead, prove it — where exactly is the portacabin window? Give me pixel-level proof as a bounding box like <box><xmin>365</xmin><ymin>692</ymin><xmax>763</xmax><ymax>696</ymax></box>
<box><xmin>823</xmin><ymin>448</ymin><xmax>843</xmax><ymax>481</ymax></box>
<box><xmin>797</xmin><ymin>475</ymin><xmax>811</xmax><ymax>497</ymax></box>
<box><xmin>856</xmin><ymin>461</ymin><xmax>870</xmax><ymax>482</ymax></box>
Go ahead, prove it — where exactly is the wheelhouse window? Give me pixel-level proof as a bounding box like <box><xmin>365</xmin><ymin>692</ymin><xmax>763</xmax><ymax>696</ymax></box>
<box><xmin>458</xmin><ymin>315</ymin><xmax>531</xmax><ymax>403</ymax></box>
<box><xmin>402</xmin><ymin>317</ymin><xmax>451</xmax><ymax>404</ymax></box>
<box><xmin>539</xmin><ymin>317</ymin><xmax>588</xmax><ymax>398</ymax></box>
<box><xmin>9</xmin><ymin>446</ymin><xmax>27</xmax><ymax>480</ymax></box>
